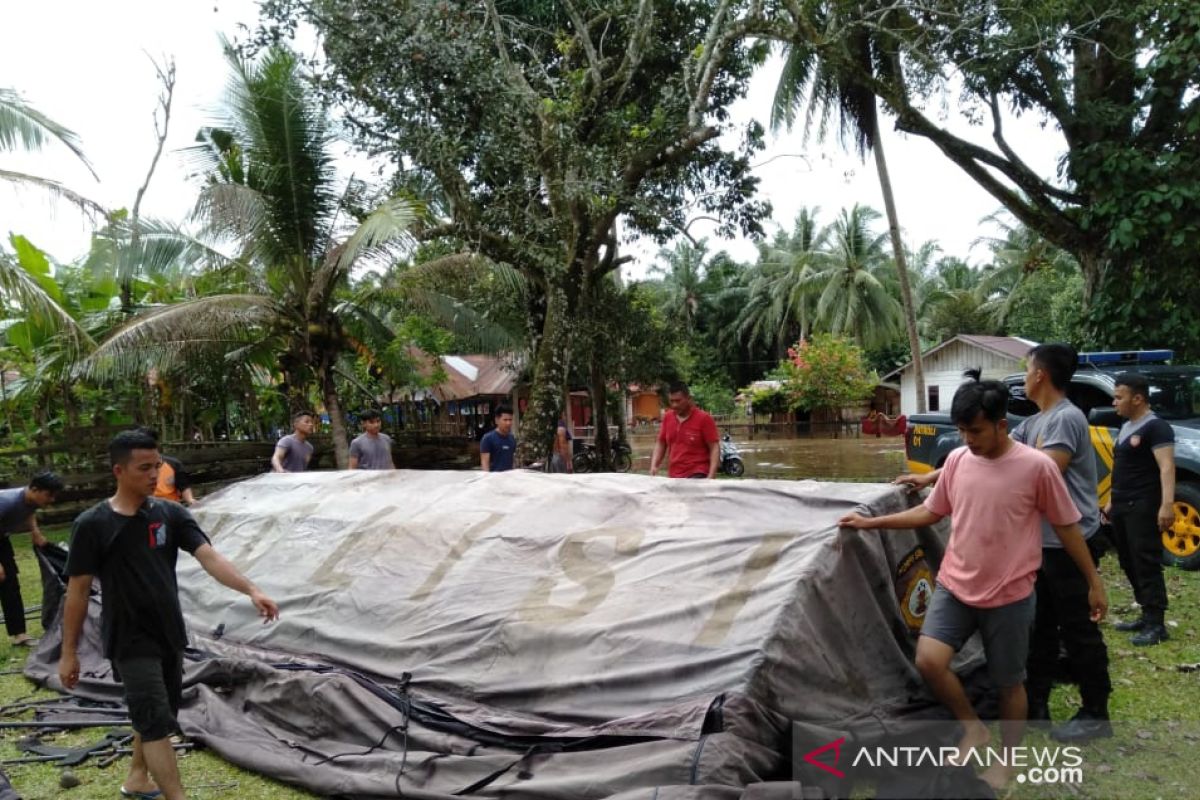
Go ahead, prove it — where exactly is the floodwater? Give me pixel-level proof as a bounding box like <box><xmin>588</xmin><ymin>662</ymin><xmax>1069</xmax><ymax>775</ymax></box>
<box><xmin>627</xmin><ymin>434</ymin><xmax>906</xmax><ymax>483</ymax></box>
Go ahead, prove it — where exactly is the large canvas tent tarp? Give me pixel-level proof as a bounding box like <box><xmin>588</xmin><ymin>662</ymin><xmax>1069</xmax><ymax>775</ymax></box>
<box><xmin>26</xmin><ymin>471</ymin><xmax>967</xmax><ymax>798</ymax></box>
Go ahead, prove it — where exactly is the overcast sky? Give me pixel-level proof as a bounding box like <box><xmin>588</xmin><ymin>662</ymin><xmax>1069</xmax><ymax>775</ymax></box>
<box><xmin>1</xmin><ymin>1</ymin><xmax>1065</xmax><ymax>277</ymax></box>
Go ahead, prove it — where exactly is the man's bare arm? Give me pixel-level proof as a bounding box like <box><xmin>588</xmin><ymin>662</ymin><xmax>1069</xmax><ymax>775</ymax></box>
<box><xmin>270</xmin><ymin>447</ymin><xmax>288</xmax><ymax>473</ymax></box>
<box><xmin>894</xmin><ymin>468</ymin><xmax>940</xmax><ymax>491</ymax></box>
<box><xmin>839</xmin><ymin>505</ymin><xmax>943</xmax><ymax>530</ymax></box>
<box><xmin>28</xmin><ymin>514</ymin><xmax>48</xmax><ymax>547</ymax></box>
<box><xmin>59</xmin><ymin>576</ymin><xmax>93</xmax><ymax>690</ymax></box>
<box><xmin>649</xmin><ymin>441</ymin><xmax>667</xmax><ymax>476</ymax></box>
<box><xmin>193</xmin><ymin>544</ymin><xmax>279</xmax><ymax>622</ymax></box>
<box><xmin>1154</xmin><ymin>445</ymin><xmax>1177</xmax><ymax>531</ymax></box>
<box><xmin>1041</xmin><ymin>448</ymin><xmax>1072</xmax><ymax>473</ymax></box>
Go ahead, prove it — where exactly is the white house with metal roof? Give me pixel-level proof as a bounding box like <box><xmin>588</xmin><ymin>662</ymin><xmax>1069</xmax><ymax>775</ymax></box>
<box><xmin>882</xmin><ymin>334</ymin><xmax>1038</xmax><ymax>416</ymax></box>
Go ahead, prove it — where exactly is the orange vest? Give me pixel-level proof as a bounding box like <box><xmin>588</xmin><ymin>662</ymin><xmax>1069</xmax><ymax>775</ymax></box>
<box><xmin>155</xmin><ymin>460</ymin><xmax>181</xmax><ymax>502</ymax></box>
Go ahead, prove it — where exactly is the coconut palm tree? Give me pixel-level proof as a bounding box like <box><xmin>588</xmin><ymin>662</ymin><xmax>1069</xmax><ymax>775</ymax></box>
<box><xmin>918</xmin><ymin>256</ymin><xmax>995</xmax><ymax>342</ymax></box>
<box><xmin>728</xmin><ymin>207</ymin><xmax>827</xmax><ymax>356</ymax></box>
<box><xmin>650</xmin><ymin>239</ymin><xmax>710</xmax><ymax>335</ymax></box>
<box><xmin>771</xmin><ymin>10</ymin><xmax>927</xmax><ymax>409</ymax></box>
<box><xmin>806</xmin><ymin>204</ymin><xmax>901</xmax><ymax>347</ymax></box>
<box><xmin>974</xmin><ymin>212</ymin><xmax>1081</xmax><ymax>329</ymax></box>
<box><xmin>84</xmin><ymin>44</ymin><xmax>419</xmax><ymax>468</ymax></box>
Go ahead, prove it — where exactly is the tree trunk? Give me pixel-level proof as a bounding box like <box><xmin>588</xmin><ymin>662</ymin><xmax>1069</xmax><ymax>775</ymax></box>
<box><xmin>320</xmin><ymin>360</ymin><xmax>351</xmax><ymax>469</ymax></box>
<box><xmin>615</xmin><ymin>387</ymin><xmax>630</xmax><ymax>444</ymax></box>
<box><xmin>871</xmin><ymin>112</ymin><xmax>926</xmax><ymax>414</ymax></box>
<box><xmin>522</xmin><ymin>283</ymin><xmax>570</xmax><ymax>465</ymax></box>
<box><xmin>62</xmin><ymin>383</ymin><xmax>80</xmax><ymax>428</ymax></box>
<box><xmin>589</xmin><ymin>358</ymin><xmax>611</xmax><ymax>470</ymax></box>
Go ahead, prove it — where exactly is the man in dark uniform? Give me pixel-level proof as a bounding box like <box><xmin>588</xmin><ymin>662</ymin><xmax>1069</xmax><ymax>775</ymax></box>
<box><xmin>1108</xmin><ymin>372</ymin><xmax>1175</xmax><ymax>646</ymax></box>
<box><xmin>59</xmin><ymin>430</ymin><xmax>279</xmax><ymax>800</ymax></box>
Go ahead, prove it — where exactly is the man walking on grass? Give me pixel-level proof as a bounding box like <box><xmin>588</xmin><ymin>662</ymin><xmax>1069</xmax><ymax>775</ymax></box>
<box><xmin>840</xmin><ymin>371</ymin><xmax>1106</xmax><ymax>790</ymax></box>
<box><xmin>349</xmin><ymin>409</ymin><xmax>395</xmax><ymax>470</ymax></box>
<box><xmin>0</xmin><ymin>471</ymin><xmax>62</xmax><ymax>647</ymax></box>
<box><xmin>1108</xmin><ymin>372</ymin><xmax>1175</xmax><ymax>646</ymax></box>
<box><xmin>60</xmin><ymin>429</ymin><xmax>279</xmax><ymax>800</ymax></box>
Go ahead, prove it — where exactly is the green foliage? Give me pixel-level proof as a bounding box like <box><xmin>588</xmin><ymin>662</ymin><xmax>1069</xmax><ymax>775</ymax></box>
<box><xmin>782</xmin><ymin>334</ymin><xmax>877</xmax><ymax>413</ymax></box>
<box><xmin>785</xmin><ymin>0</ymin><xmax>1200</xmax><ymax>353</ymax></box>
<box><xmin>1002</xmin><ymin>268</ymin><xmax>1084</xmax><ymax>344</ymax></box>
<box><xmin>744</xmin><ymin>381</ymin><xmax>794</xmax><ymax>415</ymax></box>
<box><xmin>257</xmin><ymin>0</ymin><xmax>772</xmax><ymax>453</ymax></box>
<box><xmin>690</xmin><ymin>379</ymin><xmax>736</xmax><ymax>416</ymax></box>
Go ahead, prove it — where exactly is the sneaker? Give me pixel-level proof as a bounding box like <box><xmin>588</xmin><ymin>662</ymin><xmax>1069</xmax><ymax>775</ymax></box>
<box><xmin>1051</xmin><ymin>710</ymin><xmax>1113</xmax><ymax>742</ymax></box>
<box><xmin>1114</xmin><ymin>618</ymin><xmax>1146</xmax><ymax>632</ymax></box>
<box><xmin>1131</xmin><ymin>624</ymin><xmax>1169</xmax><ymax>647</ymax></box>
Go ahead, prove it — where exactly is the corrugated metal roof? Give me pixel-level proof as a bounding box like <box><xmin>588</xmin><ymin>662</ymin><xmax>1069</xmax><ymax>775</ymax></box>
<box><xmin>881</xmin><ymin>334</ymin><xmax>1037</xmax><ymax>381</ymax></box>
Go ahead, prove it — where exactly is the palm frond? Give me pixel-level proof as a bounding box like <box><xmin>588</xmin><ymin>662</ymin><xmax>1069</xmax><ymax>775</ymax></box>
<box><xmin>0</xmin><ymin>169</ymin><xmax>107</xmax><ymax>219</ymax></box>
<box><xmin>193</xmin><ymin>182</ymin><xmax>271</xmax><ymax>250</ymax></box>
<box><xmin>82</xmin><ymin>294</ymin><xmax>279</xmax><ymax>380</ymax></box>
<box><xmin>0</xmin><ymin>245</ymin><xmax>94</xmax><ymax>355</ymax></box>
<box><xmin>217</xmin><ymin>38</ymin><xmax>339</xmax><ymax>264</ymax></box>
<box><xmin>403</xmin><ymin>287</ymin><xmax>523</xmax><ymax>354</ymax></box>
<box><xmin>0</xmin><ymin>88</ymin><xmax>98</xmax><ymax>178</ymax></box>
<box><xmin>311</xmin><ymin>197</ymin><xmax>418</xmax><ymax>308</ymax></box>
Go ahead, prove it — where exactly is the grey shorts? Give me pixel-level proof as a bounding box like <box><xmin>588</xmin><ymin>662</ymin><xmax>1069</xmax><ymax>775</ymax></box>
<box><xmin>921</xmin><ymin>584</ymin><xmax>1036</xmax><ymax>687</ymax></box>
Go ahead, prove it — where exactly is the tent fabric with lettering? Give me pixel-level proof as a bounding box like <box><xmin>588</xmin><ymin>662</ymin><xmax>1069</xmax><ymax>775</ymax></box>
<box><xmin>26</xmin><ymin>470</ymin><xmax>964</xmax><ymax>798</ymax></box>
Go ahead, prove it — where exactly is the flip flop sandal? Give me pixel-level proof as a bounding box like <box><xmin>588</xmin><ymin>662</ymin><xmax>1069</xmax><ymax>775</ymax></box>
<box><xmin>11</xmin><ymin>637</ymin><xmax>37</xmax><ymax>648</ymax></box>
<box><xmin>120</xmin><ymin>789</ymin><xmax>162</xmax><ymax>799</ymax></box>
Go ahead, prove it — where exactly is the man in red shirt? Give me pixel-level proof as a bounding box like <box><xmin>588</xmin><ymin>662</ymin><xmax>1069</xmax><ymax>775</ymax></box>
<box><xmin>650</xmin><ymin>382</ymin><xmax>720</xmax><ymax>478</ymax></box>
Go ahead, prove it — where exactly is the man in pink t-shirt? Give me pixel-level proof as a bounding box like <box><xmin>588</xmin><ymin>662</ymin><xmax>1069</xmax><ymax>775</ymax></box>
<box><xmin>649</xmin><ymin>382</ymin><xmax>720</xmax><ymax>479</ymax></box>
<box><xmin>840</xmin><ymin>371</ymin><xmax>1107</xmax><ymax>791</ymax></box>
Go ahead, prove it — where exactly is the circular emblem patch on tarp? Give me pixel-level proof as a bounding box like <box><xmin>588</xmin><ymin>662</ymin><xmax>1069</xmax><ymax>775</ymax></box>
<box><xmin>895</xmin><ymin>546</ymin><xmax>934</xmax><ymax>633</ymax></box>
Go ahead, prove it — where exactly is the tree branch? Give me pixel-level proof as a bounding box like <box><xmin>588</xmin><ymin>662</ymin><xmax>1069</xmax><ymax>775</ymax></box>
<box><xmin>988</xmin><ymin>92</ymin><xmax>1082</xmax><ymax>205</ymax></box>
<box><xmin>562</xmin><ymin>0</ymin><xmax>604</xmax><ymax>95</ymax></box>
<box><xmin>126</xmin><ymin>55</ymin><xmax>176</xmax><ymax>312</ymax></box>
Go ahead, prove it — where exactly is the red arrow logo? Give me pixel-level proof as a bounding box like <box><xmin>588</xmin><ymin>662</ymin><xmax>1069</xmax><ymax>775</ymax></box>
<box><xmin>803</xmin><ymin>737</ymin><xmax>846</xmax><ymax>778</ymax></box>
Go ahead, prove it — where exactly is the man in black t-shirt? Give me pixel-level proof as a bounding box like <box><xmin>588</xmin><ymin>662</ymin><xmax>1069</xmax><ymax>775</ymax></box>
<box><xmin>1107</xmin><ymin>372</ymin><xmax>1176</xmax><ymax>646</ymax></box>
<box><xmin>60</xmin><ymin>430</ymin><xmax>279</xmax><ymax>800</ymax></box>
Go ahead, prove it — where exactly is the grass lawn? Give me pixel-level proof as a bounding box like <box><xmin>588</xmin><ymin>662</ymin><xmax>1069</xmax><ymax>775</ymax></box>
<box><xmin>0</xmin><ymin>527</ymin><xmax>1196</xmax><ymax>798</ymax></box>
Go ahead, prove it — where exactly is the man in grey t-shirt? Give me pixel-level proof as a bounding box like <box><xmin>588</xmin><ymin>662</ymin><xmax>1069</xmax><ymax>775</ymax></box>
<box><xmin>349</xmin><ymin>409</ymin><xmax>394</xmax><ymax>470</ymax></box>
<box><xmin>272</xmin><ymin>411</ymin><xmax>315</xmax><ymax>473</ymax></box>
<box><xmin>1011</xmin><ymin>343</ymin><xmax>1111</xmax><ymax>742</ymax></box>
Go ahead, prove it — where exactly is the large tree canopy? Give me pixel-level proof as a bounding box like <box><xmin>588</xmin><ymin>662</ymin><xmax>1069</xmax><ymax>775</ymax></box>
<box><xmin>773</xmin><ymin>0</ymin><xmax>1200</xmax><ymax>352</ymax></box>
<box><xmin>259</xmin><ymin>0</ymin><xmax>774</xmax><ymax>456</ymax></box>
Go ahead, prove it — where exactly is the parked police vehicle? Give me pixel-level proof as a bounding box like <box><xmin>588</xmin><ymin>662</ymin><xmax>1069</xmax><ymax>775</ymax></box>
<box><xmin>906</xmin><ymin>350</ymin><xmax>1200</xmax><ymax>569</ymax></box>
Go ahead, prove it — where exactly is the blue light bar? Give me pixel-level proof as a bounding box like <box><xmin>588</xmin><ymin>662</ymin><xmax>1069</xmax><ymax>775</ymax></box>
<box><xmin>1078</xmin><ymin>350</ymin><xmax>1174</xmax><ymax>365</ymax></box>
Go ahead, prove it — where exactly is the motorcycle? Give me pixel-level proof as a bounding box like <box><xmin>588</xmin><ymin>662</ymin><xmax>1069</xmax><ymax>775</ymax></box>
<box><xmin>572</xmin><ymin>440</ymin><xmax>634</xmax><ymax>473</ymax></box>
<box><xmin>720</xmin><ymin>433</ymin><xmax>745</xmax><ymax>477</ymax></box>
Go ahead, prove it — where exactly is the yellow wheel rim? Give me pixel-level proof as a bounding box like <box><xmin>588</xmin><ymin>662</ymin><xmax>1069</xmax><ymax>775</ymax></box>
<box><xmin>1165</xmin><ymin>501</ymin><xmax>1200</xmax><ymax>558</ymax></box>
